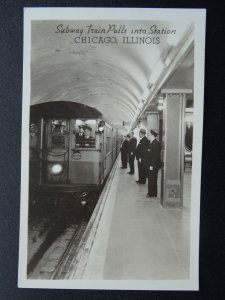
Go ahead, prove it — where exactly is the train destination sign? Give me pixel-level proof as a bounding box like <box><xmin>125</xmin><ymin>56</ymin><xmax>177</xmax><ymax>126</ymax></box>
<box><xmin>18</xmin><ymin>7</ymin><xmax>206</xmax><ymax>291</ymax></box>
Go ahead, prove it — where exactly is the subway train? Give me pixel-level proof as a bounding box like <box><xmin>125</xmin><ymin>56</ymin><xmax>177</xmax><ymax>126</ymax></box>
<box><xmin>29</xmin><ymin>101</ymin><xmax>122</xmax><ymax>214</ymax></box>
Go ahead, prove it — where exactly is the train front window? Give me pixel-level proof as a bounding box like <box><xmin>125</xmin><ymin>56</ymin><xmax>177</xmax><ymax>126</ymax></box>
<box><xmin>48</xmin><ymin>119</ymin><xmax>69</xmax><ymax>149</ymax></box>
<box><xmin>74</xmin><ymin>119</ymin><xmax>96</xmax><ymax>148</ymax></box>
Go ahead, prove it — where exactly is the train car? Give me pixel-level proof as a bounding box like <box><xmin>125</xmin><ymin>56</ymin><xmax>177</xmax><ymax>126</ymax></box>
<box><xmin>29</xmin><ymin>101</ymin><xmax>121</xmax><ymax>214</ymax></box>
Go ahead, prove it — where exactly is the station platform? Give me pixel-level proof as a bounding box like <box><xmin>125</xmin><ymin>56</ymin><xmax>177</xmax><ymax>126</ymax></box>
<box><xmin>68</xmin><ymin>156</ymin><xmax>191</xmax><ymax>280</ymax></box>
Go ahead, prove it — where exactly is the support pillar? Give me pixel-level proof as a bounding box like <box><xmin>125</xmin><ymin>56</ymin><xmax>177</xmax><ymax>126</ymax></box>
<box><xmin>146</xmin><ymin>112</ymin><xmax>159</xmax><ymax>139</ymax></box>
<box><xmin>161</xmin><ymin>92</ymin><xmax>186</xmax><ymax>208</ymax></box>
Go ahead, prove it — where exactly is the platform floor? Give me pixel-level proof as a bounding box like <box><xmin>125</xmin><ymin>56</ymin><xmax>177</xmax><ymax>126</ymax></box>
<box><xmin>72</xmin><ymin>157</ymin><xmax>191</xmax><ymax>280</ymax></box>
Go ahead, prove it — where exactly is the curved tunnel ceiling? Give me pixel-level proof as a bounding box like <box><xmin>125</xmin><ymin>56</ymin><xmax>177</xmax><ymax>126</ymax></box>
<box><xmin>31</xmin><ymin>20</ymin><xmax>192</xmax><ymax>129</ymax></box>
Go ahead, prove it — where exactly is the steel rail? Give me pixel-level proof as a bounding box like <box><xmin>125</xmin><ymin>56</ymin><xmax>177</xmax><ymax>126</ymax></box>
<box><xmin>50</xmin><ymin>221</ymin><xmax>87</xmax><ymax>280</ymax></box>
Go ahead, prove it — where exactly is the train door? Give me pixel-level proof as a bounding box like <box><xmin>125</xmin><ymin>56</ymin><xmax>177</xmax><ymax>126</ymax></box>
<box><xmin>42</xmin><ymin>119</ymin><xmax>70</xmax><ymax>184</ymax></box>
<box><xmin>101</xmin><ymin>127</ymin><xmax>107</xmax><ymax>180</ymax></box>
<box><xmin>112</xmin><ymin>129</ymin><xmax>116</xmax><ymax>162</ymax></box>
<box><xmin>98</xmin><ymin>132</ymin><xmax>105</xmax><ymax>184</ymax></box>
<box><xmin>69</xmin><ymin>119</ymin><xmax>100</xmax><ymax>186</ymax></box>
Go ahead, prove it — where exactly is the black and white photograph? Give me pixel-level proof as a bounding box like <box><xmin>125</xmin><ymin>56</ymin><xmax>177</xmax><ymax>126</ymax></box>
<box><xmin>18</xmin><ymin>7</ymin><xmax>206</xmax><ymax>290</ymax></box>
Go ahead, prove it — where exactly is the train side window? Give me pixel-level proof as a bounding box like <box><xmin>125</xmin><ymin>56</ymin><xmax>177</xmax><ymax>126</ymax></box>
<box><xmin>106</xmin><ymin>126</ymin><xmax>112</xmax><ymax>154</ymax></box>
<box><xmin>74</xmin><ymin>119</ymin><xmax>96</xmax><ymax>148</ymax></box>
<box><xmin>112</xmin><ymin>131</ymin><xmax>116</xmax><ymax>148</ymax></box>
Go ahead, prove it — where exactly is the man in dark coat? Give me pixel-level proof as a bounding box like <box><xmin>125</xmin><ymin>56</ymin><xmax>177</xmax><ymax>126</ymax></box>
<box><xmin>84</xmin><ymin>126</ymin><xmax>93</xmax><ymax>140</ymax></box>
<box><xmin>128</xmin><ymin>131</ymin><xmax>137</xmax><ymax>174</ymax></box>
<box><xmin>135</xmin><ymin>129</ymin><xmax>149</xmax><ymax>184</ymax></box>
<box><xmin>146</xmin><ymin>129</ymin><xmax>161</xmax><ymax>197</ymax></box>
<box><xmin>120</xmin><ymin>134</ymin><xmax>130</xmax><ymax>169</ymax></box>
<box><xmin>76</xmin><ymin>125</ymin><xmax>85</xmax><ymax>140</ymax></box>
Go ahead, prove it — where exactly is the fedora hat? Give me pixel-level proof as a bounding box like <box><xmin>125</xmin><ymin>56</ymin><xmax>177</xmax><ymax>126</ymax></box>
<box><xmin>140</xmin><ymin>128</ymin><xmax>146</xmax><ymax>134</ymax></box>
<box><xmin>150</xmin><ymin>129</ymin><xmax>158</xmax><ymax>137</ymax></box>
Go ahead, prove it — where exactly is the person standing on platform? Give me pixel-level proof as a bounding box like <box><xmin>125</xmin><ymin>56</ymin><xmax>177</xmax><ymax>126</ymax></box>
<box><xmin>128</xmin><ymin>131</ymin><xmax>137</xmax><ymax>174</ymax></box>
<box><xmin>135</xmin><ymin>129</ymin><xmax>149</xmax><ymax>184</ymax></box>
<box><xmin>120</xmin><ymin>134</ymin><xmax>130</xmax><ymax>169</ymax></box>
<box><xmin>146</xmin><ymin>130</ymin><xmax>161</xmax><ymax>197</ymax></box>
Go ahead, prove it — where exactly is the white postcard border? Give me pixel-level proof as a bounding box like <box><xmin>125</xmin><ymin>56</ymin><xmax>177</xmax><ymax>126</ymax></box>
<box><xmin>18</xmin><ymin>7</ymin><xmax>206</xmax><ymax>290</ymax></box>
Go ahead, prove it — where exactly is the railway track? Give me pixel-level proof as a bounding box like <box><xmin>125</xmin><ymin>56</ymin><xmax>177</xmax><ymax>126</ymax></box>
<box><xmin>28</xmin><ymin>220</ymin><xmax>87</xmax><ymax>279</ymax></box>
<box><xmin>50</xmin><ymin>221</ymin><xmax>87</xmax><ymax>279</ymax></box>
<box><xmin>27</xmin><ymin>192</ymin><xmax>99</xmax><ymax>279</ymax></box>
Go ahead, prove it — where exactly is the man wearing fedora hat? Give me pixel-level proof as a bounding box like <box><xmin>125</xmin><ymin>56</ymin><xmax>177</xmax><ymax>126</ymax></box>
<box><xmin>76</xmin><ymin>125</ymin><xmax>85</xmax><ymax>140</ymax></box>
<box><xmin>120</xmin><ymin>134</ymin><xmax>130</xmax><ymax>169</ymax></box>
<box><xmin>127</xmin><ymin>131</ymin><xmax>137</xmax><ymax>174</ymax></box>
<box><xmin>135</xmin><ymin>128</ymin><xmax>149</xmax><ymax>184</ymax></box>
<box><xmin>146</xmin><ymin>129</ymin><xmax>161</xmax><ymax>197</ymax></box>
<box><xmin>84</xmin><ymin>126</ymin><xmax>93</xmax><ymax>139</ymax></box>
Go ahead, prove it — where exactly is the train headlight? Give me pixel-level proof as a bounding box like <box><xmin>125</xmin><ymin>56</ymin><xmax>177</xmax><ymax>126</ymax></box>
<box><xmin>51</xmin><ymin>164</ymin><xmax>63</xmax><ymax>174</ymax></box>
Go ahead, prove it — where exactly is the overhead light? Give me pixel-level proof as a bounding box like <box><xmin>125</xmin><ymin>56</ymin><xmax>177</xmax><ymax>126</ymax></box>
<box><xmin>157</xmin><ymin>97</ymin><xmax>165</xmax><ymax>111</ymax></box>
<box><xmin>150</xmin><ymin>84</ymin><xmax>156</xmax><ymax>92</ymax></box>
<box><xmin>165</xmin><ymin>55</ymin><xmax>172</xmax><ymax>66</ymax></box>
<box><xmin>158</xmin><ymin>97</ymin><xmax>164</xmax><ymax>104</ymax></box>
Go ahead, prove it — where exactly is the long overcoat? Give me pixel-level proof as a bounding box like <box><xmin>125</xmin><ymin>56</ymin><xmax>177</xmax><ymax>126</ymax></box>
<box><xmin>135</xmin><ymin>136</ymin><xmax>149</xmax><ymax>161</ymax></box>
